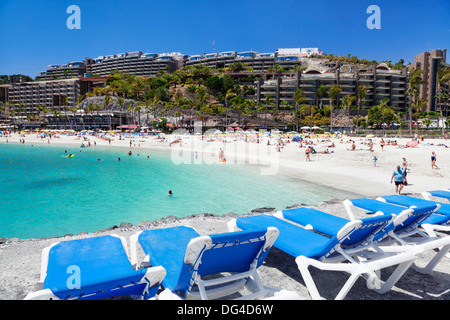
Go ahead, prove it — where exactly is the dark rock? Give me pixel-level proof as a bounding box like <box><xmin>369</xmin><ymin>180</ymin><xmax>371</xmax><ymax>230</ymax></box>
<box><xmin>251</xmin><ymin>207</ymin><xmax>276</xmax><ymax>213</ymax></box>
<box><xmin>119</xmin><ymin>222</ymin><xmax>133</xmax><ymax>228</ymax></box>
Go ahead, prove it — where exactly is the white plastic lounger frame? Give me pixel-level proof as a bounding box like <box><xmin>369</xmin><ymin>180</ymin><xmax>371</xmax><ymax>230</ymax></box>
<box><xmin>346</xmin><ymin>199</ymin><xmax>450</xmax><ymax>275</ymax></box>
<box><xmin>228</xmin><ymin>218</ymin><xmax>416</xmax><ymax>300</ymax></box>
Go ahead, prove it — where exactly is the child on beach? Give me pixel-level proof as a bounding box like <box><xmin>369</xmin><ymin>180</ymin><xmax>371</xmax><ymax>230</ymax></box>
<box><xmin>373</xmin><ymin>155</ymin><xmax>378</xmax><ymax>167</ymax></box>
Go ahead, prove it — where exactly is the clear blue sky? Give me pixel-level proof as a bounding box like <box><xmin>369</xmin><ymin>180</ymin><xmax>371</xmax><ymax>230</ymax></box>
<box><xmin>0</xmin><ymin>0</ymin><xmax>449</xmax><ymax>78</ymax></box>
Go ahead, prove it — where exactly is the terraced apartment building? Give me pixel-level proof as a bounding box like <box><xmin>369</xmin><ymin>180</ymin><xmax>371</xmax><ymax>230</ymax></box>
<box><xmin>186</xmin><ymin>50</ymin><xmax>304</xmax><ymax>72</ymax></box>
<box><xmin>256</xmin><ymin>63</ymin><xmax>408</xmax><ymax>110</ymax></box>
<box><xmin>35</xmin><ymin>51</ymin><xmax>181</xmax><ymax>81</ymax></box>
<box><xmin>1</xmin><ymin>78</ymin><xmax>82</xmax><ymax>116</ymax></box>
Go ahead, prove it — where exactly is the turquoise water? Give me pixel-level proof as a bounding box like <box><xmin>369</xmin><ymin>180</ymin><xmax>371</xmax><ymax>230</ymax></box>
<box><xmin>0</xmin><ymin>143</ymin><xmax>355</xmax><ymax>239</ymax></box>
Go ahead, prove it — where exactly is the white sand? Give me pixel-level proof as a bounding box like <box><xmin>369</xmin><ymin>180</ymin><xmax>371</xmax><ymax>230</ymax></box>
<box><xmin>0</xmin><ymin>131</ymin><xmax>449</xmax><ymax>300</ymax></box>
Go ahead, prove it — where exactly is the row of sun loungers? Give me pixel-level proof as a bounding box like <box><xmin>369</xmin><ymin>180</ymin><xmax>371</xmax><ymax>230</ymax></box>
<box><xmin>24</xmin><ymin>189</ymin><xmax>450</xmax><ymax>300</ymax></box>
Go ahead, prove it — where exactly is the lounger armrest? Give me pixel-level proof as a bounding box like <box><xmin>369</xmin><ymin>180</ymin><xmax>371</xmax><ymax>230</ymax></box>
<box><xmin>24</xmin><ymin>288</ymin><xmax>59</xmax><ymax>300</ymax></box>
<box><xmin>422</xmin><ymin>192</ymin><xmax>432</xmax><ymax>200</ymax></box>
<box><xmin>184</xmin><ymin>236</ymin><xmax>213</xmax><ymax>266</ymax></box>
<box><xmin>393</xmin><ymin>208</ymin><xmax>414</xmax><ymax>227</ymax></box>
<box><xmin>143</xmin><ymin>265</ymin><xmax>166</xmax><ymax>287</ymax></box>
<box><xmin>337</xmin><ymin>220</ymin><xmax>362</xmax><ymax>241</ymax></box>
<box><xmin>264</xmin><ymin>227</ymin><xmax>279</xmax><ymax>251</ymax></box>
<box><xmin>227</xmin><ymin>218</ymin><xmax>239</xmax><ymax>232</ymax></box>
<box><xmin>130</xmin><ymin>231</ymin><xmax>142</xmax><ymax>269</ymax></box>
<box><xmin>39</xmin><ymin>242</ymin><xmax>59</xmax><ymax>285</ymax></box>
<box><xmin>343</xmin><ymin>199</ymin><xmax>357</xmax><ymax>220</ymax></box>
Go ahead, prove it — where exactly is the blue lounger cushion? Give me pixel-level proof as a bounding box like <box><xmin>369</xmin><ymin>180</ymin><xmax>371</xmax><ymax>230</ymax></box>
<box><xmin>44</xmin><ymin>235</ymin><xmax>152</xmax><ymax>300</ymax></box>
<box><xmin>347</xmin><ymin>198</ymin><xmax>437</xmax><ymax>234</ymax></box>
<box><xmin>280</xmin><ymin>207</ymin><xmax>393</xmax><ymax>243</ymax></box>
<box><xmin>426</xmin><ymin>190</ymin><xmax>450</xmax><ymax>199</ymax></box>
<box><xmin>235</xmin><ymin>215</ymin><xmax>340</xmax><ymax>260</ymax></box>
<box><xmin>382</xmin><ymin>195</ymin><xmax>450</xmax><ymax>225</ymax></box>
<box><xmin>137</xmin><ymin>226</ymin><xmax>200</xmax><ymax>293</ymax></box>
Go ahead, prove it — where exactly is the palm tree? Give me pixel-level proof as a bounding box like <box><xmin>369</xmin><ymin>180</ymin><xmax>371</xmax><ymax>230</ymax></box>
<box><xmin>406</xmin><ymin>67</ymin><xmax>425</xmax><ymax>135</ymax></box>
<box><xmin>315</xmin><ymin>84</ymin><xmax>327</xmax><ymax>109</ymax></box>
<box><xmin>342</xmin><ymin>94</ymin><xmax>356</xmax><ymax>118</ymax></box>
<box><xmin>117</xmin><ymin>96</ymin><xmax>126</xmax><ymax>129</ymax></box>
<box><xmin>328</xmin><ymin>84</ymin><xmax>342</xmax><ymax>132</ymax></box>
<box><xmin>264</xmin><ymin>95</ymin><xmax>274</xmax><ymax>128</ymax></box>
<box><xmin>356</xmin><ymin>84</ymin><xmax>369</xmax><ymax>129</ymax></box>
<box><xmin>436</xmin><ymin>64</ymin><xmax>450</xmax><ymax>135</ymax></box>
<box><xmin>412</xmin><ymin>98</ymin><xmax>427</xmax><ymax>132</ymax></box>
<box><xmin>61</xmin><ymin>96</ymin><xmax>69</xmax><ymax>128</ymax></box>
<box><xmin>224</xmin><ymin>89</ymin><xmax>235</xmax><ymax>129</ymax></box>
<box><xmin>293</xmin><ymin>88</ymin><xmax>306</xmax><ymax>131</ymax></box>
<box><xmin>104</xmin><ymin>93</ymin><xmax>112</xmax><ymax>130</ymax></box>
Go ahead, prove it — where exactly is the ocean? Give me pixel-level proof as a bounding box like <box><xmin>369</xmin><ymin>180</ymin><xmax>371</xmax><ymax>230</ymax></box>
<box><xmin>0</xmin><ymin>143</ymin><xmax>355</xmax><ymax>239</ymax></box>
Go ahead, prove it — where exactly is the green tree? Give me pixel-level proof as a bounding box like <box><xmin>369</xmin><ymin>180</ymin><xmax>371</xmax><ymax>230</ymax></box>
<box><xmin>328</xmin><ymin>84</ymin><xmax>342</xmax><ymax>132</ymax></box>
<box><xmin>356</xmin><ymin>84</ymin><xmax>369</xmax><ymax>129</ymax></box>
<box><xmin>406</xmin><ymin>67</ymin><xmax>425</xmax><ymax>135</ymax></box>
<box><xmin>293</xmin><ymin>88</ymin><xmax>306</xmax><ymax>131</ymax></box>
<box><xmin>436</xmin><ymin>64</ymin><xmax>450</xmax><ymax>134</ymax></box>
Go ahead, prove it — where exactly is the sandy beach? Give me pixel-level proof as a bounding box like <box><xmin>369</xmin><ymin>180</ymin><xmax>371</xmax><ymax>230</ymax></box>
<box><xmin>0</xmin><ymin>131</ymin><xmax>449</xmax><ymax>300</ymax></box>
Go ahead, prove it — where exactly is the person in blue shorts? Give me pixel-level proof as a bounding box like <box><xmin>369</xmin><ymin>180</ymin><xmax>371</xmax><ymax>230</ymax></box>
<box><xmin>390</xmin><ymin>165</ymin><xmax>407</xmax><ymax>194</ymax></box>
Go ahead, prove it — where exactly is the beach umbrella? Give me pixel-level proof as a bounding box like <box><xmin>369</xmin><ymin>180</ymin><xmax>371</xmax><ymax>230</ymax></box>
<box><xmin>301</xmin><ymin>126</ymin><xmax>311</xmax><ymax>130</ymax></box>
<box><xmin>312</xmin><ymin>126</ymin><xmax>320</xmax><ymax>130</ymax></box>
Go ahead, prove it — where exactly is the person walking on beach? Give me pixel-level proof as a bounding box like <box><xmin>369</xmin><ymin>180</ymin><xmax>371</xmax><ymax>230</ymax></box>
<box><xmin>391</xmin><ymin>165</ymin><xmax>407</xmax><ymax>194</ymax></box>
<box><xmin>431</xmin><ymin>152</ymin><xmax>439</xmax><ymax>169</ymax></box>
<box><xmin>305</xmin><ymin>146</ymin><xmax>311</xmax><ymax>161</ymax></box>
<box><xmin>402</xmin><ymin>157</ymin><xmax>409</xmax><ymax>184</ymax></box>
<box><xmin>369</xmin><ymin>139</ymin><xmax>374</xmax><ymax>152</ymax></box>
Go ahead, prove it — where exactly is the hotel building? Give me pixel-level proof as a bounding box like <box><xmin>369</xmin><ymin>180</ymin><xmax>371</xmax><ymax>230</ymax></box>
<box><xmin>256</xmin><ymin>63</ymin><xmax>408</xmax><ymax>110</ymax></box>
<box><xmin>186</xmin><ymin>50</ymin><xmax>305</xmax><ymax>72</ymax></box>
<box><xmin>35</xmin><ymin>51</ymin><xmax>181</xmax><ymax>81</ymax></box>
<box><xmin>88</xmin><ymin>51</ymin><xmax>180</xmax><ymax>77</ymax></box>
<box><xmin>410</xmin><ymin>49</ymin><xmax>448</xmax><ymax>112</ymax></box>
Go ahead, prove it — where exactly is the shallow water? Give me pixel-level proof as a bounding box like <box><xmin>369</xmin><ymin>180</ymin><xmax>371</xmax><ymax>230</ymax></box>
<box><xmin>0</xmin><ymin>143</ymin><xmax>356</xmax><ymax>239</ymax></box>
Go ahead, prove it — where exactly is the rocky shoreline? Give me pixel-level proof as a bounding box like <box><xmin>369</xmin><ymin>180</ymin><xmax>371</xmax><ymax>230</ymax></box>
<box><xmin>1</xmin><ymin>198</ymin><xmax>449</xmax><ymax>300</ymax></box>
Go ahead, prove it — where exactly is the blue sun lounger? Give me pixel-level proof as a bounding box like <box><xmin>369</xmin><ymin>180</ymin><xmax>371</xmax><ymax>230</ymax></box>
<box><xmin>422</xmin><ymin>190</ymin><xmax>450</xmax><ymax>201</ymax></box>
<box><xmin>24</xmin><ymin>235</ymin><xmax>166</xmax><ymax>300</ymax></box>
<box><xmin>378</xmin><ymin>195</ymin><xmax>450</xmax><ymax>227</ymax></box>
<box><xmin>344</xmin><ymin>198</ymin><xmax>450</xmax><ymax>274</ymax></box>
<box><xmin>130</xmin><ymin>226</ymin><xmax>292</xmax><ymax>300</ymax></box>
<box><xmin>227</xmin><ymin>213</ymin><xmax>416</xmax><ymax>300</ymax></box>
<box><xmin>343</xmin><ymin>198</ymin><xmax>437</xmax><ymax>242</ymax></box>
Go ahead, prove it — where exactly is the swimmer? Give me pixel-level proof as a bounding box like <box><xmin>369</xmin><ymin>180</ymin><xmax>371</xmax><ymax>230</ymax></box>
<box><xmin>168</xmin><ymin>190</ymin><xmax>173</xmax><ymax>196</ymax></box>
